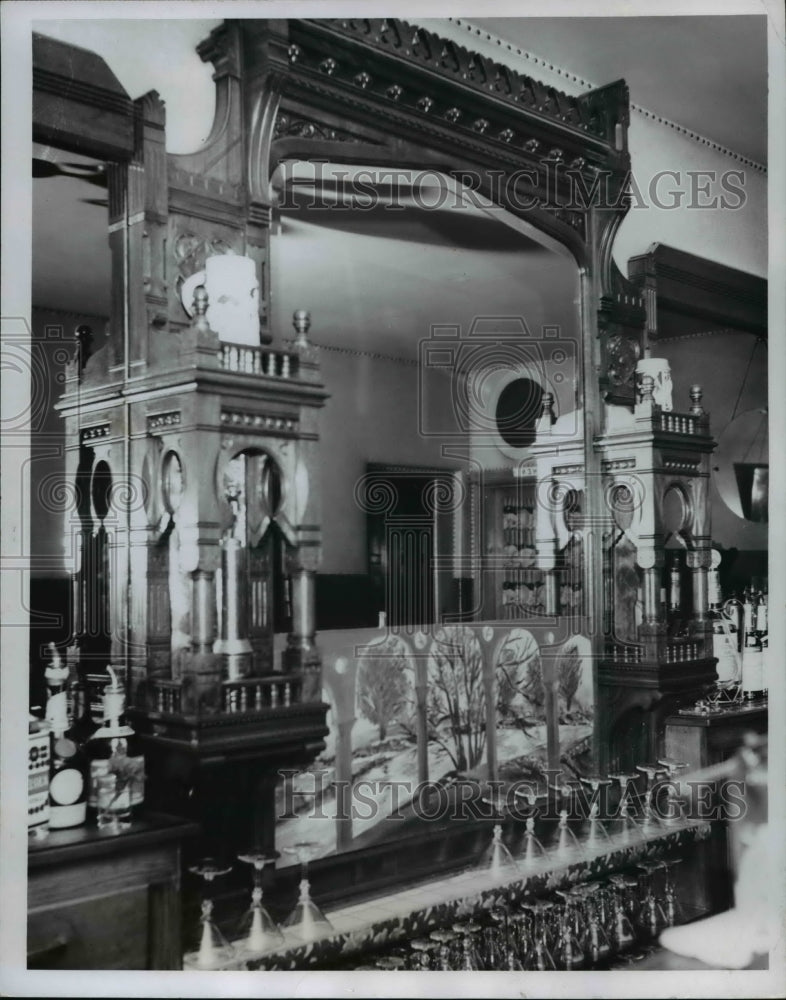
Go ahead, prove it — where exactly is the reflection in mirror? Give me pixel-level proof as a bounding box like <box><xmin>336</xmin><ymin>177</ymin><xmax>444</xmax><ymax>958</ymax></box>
<box><xmin>713</xmin><ymin>408</ymin><xmax>769</xmax><ymax>523</ymax></box>
<box><xmin>270</xmin><ymin>163</ymin><xmax>589</xmax><ymax>859</ymax></box>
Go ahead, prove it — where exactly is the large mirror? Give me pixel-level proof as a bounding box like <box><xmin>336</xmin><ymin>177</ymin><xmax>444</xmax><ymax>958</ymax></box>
<box><xmin>268</xmin><ymin>163</ymin><xmax>589</xmax><ymax>859</ymax></box>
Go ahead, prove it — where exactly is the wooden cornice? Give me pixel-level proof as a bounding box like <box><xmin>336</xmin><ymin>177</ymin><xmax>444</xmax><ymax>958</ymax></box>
<box><xmin>296</xmin><ymin>18</ymin><xmax>628</xmax><ymax>159</ymax></box>
<box><xmin>32</xmin><ymin>33</ymin><xmax>135</xmax><ymax>160</ymax></box>
<box><xmin>628</xmin><ymin>243</ymin><xmax>767</xmax><ymax>339</ymax></box>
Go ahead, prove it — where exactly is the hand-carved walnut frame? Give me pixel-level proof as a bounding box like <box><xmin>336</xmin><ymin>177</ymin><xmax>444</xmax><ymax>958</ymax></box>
<box><xmin>177</xmin><ymin>17</ymin><xmax>647</xmax><ymax>406</ymax></box>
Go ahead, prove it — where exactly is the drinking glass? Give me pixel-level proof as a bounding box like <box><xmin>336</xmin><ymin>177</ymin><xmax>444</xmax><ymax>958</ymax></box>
<box><xmin>554</xmin><ymin>888</ymin><xmax>586</xmax><ymax>970</ymax></box>
<box><xmin>480</xmin><ymin>785</ymin><xmax>519</xmax><ymax>879</ymax></box>
<box><xmin>659</xmin><ymin>857</ymin><xmax>684</xmax><ymax>927</ymax></box>
<box><xmin>430</xmin><ymin>927</ymin><xmax>459</xmax><ymax>971</ymax></box>
<box><xmin>521</xmin><ymin>900</ymin><xmax>557</xmax><ymax>970</ymax></box>
<box><xmin>635</xmin><ymin>763</ymin><xmax>667</xmax><ymax>832</ymax></box>
<box><xmin>452</xmin><ymin>920</ymin><xmax>484</xmax><ymax>971</ymax></box>
<box><xmin>635</xmin><ymin>861</ymin><xmax>668</xmax><ymax>940</ymax></box>
<box><xmin>582</xmin><ymin>882</ymin><xmax>612</xmax><ymax>965</ymax></box>
<box><xmin>656</xmin><ymin>758</ymin><xmax>690</xmax><ymax>825</ymax></box>
<box><xmin>281</xmin><ymin>840</ymin><xmax>334</xmax><ymax>942</ymax></box>
<box><xmin>183</xmin><ymin>859</ymin><xmax>235</xmax><ymax>970</ymax></box>
<box><xmin>409</xmin><ymin>937</ymin><xmax>439</xmax><ymax>970</ymax></box>
<box><xmin>607</xmin><ymin>874</ymin><xmax>637</xmax><ymax>953</ymax></box>
<box><xmin>235</xmin><ymin>849</ymin><xmax>284</xmax><ymax>959</ymax></box>
<box><xmin>608</xmin><ymin>772</ymin><xmax>642</xmax><ymax>841</ymax></box>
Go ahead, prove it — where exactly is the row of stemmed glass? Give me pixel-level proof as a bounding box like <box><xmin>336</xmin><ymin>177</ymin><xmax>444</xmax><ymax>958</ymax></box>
<box><xmin>357</xmin><ymin>858</ymin><xmax>684</xmax><ymax>971</ymax></box>
<box><xmin>477</xmin><ymin>756</ymin><xmax>691</xmax><ymax>881</ymax></box>
<box><xmin>184</xmin><ymin>840</ymin><xmax>334</xmax><ymax>970</ymax></box>
<box><xmin>183</xmin><ymin>841</ymin><xmax>333</xmax><ymax>970</ymax></box>
<box><xmin>183</xmin><ymin>774</ymin><xmax>338</xmax><ymax>970</ymax></box>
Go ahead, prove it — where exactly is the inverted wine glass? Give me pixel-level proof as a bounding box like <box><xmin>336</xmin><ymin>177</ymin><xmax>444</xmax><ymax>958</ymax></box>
<box><xmin>282</xmin><ymin>839</ymin><xmax>334</xmax><ymax>942</ymax></box>
<box><xmin>183</xmin><ymin>858</ymin><xmax>235</xmax><ymax>970</ymax></box>
<box><xmin>235</xmin><ymin>849</ymin><xmax>284</xmax><ymax>959</ymax></box>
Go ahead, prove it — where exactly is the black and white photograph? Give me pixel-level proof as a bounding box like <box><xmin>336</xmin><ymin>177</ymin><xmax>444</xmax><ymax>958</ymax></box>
<box><xmin>1</xmin><ymin>1</ymin><xmax>784</xmax><ymax>997</ymax></box>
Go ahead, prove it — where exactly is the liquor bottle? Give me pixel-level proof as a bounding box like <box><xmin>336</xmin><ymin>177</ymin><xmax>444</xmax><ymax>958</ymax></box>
<box><xmin>87</xmin><ymin>666</ymin><xmax>145</xmax><ymax>823</ymax></box>
<box><xmin>28</xmin><ymin>710</ymin><xmax>50</xmax><ymax>839</ymax></box>
<box><xmin>740</xmin><ymin>616</ymin><xmax>765</xmax><ymax>701</ymax></box>
<box><xmin>708</xmin><ymin>550</ymin><xmax>740</xmax><ymax>685</ymax></box>
<box><xmin>754</xmin><ymin>589</ymin><xmax>768</xmax><ymax>638</ymax></box>
<box><xmin>69</xmin><ymin>675</ymin><xmax>99</xmax><ymax>746</ymax></box>
<box><xmin>755</xmin><ymin>588</ymin><xmax>768</xmax><ymax>696</ymax></box>
<box><xmin>45</xmin><ymin>643</ymin><xmax>88</xmax><ymax>829</ymax></box>
<box><xmin>742</xmin><ymin>588</ymin><xmax>755</xmax><ymax>639</ymax></box>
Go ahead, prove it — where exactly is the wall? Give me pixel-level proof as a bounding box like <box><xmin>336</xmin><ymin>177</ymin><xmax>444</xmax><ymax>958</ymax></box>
<box><xmin>313</xmin><ymin>348</ymin><xmax>463</xmax><ymax>575</ymax></box>
<box><xmin>657</xmin><ymin>330</ymin><xmax>768</xmax><ymax>553</ymax></box>
<box><xmin>617</xmin><ymin>117</ymin><xmax>766</xmax><ymax>279</ymax></box>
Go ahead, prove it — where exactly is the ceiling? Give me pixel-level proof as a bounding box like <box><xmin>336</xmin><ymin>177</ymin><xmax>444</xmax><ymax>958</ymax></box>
<box><xmin>31</xmin><ymin>16</ymin><xmax>767</xmax><ymax>331</ymax></box>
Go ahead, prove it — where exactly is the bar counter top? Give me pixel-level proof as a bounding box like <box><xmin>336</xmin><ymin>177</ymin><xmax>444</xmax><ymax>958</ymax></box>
<box><xmin>214</xmin><ymin>815</ymin><xmax>714</xmax><ymax>971</ymax></box>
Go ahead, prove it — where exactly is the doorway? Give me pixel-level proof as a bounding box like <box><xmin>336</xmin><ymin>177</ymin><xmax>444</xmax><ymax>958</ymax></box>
<box><xmin>366</xmin><ymin>465</ymin><xmax>457</xmax><ymax>630</ymax></box>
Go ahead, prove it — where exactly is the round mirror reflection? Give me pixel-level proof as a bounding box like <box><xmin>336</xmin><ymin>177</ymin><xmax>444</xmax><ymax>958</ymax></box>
<box><xmin>713</xmin><ymin>408</ymin><xmax>768</xmax><ymax>523</ymax></box>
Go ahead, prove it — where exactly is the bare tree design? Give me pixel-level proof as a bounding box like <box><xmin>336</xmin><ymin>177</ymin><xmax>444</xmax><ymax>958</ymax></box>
<box><xmin>557</xmin><ymin>643</ymin><xmax>583</xmax><ymax>714</ymax></box>
<box><xmin>425</xmin><ymin>626</ymin><xmax>486</xmax><ymax>773</ymax></box>
<box><xmin>494</xmin><ymin>628</ymin><xmax>542</xmax><ymax>730</ymax></box>
<box><xmin>357</xmin><ymin>636</ymin><xmax>411</xmax><ymax>741</ymax></box>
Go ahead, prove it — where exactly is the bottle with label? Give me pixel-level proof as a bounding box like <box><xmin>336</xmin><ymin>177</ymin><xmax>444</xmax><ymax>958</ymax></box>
<box><xmin>741</xmin><ymin>618</ymin><xmax>765</xmax><ymax>701</ymax></box>
<box><xmin>87</xmin><ymin>666</ymin><xmax>145</xmax><ymax>823</ymax></box>
<box><xmin>707</xmin><ymin>550</ymin><xmax>741</xmax><ymax>686</ymax></box>
<box><xmin>28</xmin><ymin>711</ymin><xmax>51</xmax><ymax>839</ymax></box>
<box><xmin>45</xmin><ymin>643</ymin><xmax>88</xmax><ymax>829</ymax></box>
<box><xmin>755</xmin><ymin>588</ymin><xmax>768</xmax><ymax>695</ymax></box>
<box><xmin>741</xmin><ymin>588</ymin><xmax>755</xmax><ymax>645</ymax></box>
<box><xmin>69</xmin><ymin>675</ymin><xmax>99</xmax><ymax>746</ymax></box>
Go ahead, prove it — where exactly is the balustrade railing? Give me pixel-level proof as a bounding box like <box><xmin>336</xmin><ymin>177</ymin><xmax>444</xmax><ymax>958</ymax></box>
<box><xmin>219</xmin><ymin>344</ymin><xmax>299</xmax><ymax>379</ymax></box>
<box><xmin>222</xmin><ymin>674</ymin><xmax>302</xmax><ymax>714</ymax></box>
<box><xmin>652</xmin><ymin>411</ymin><xmax>708</xmax><ymax>436</ymax></box>
<box><xmin>605</xmin><ymin>642</ymin><xmax>644</xmax><ymax>664</ymax></box>
<box><xmin>150</xmin><ymin>679</ymin><xmax>183</xmax><ymax>715</ymax></box>
<box><xmin>665</xmin><ymin>640</ymin><xmax>701</xmax><ymax>664</ymax></box>
<box><xmin>146</xmin><ymin>674</ymin><xmax>302</xmax><ymax>716</ymax></box>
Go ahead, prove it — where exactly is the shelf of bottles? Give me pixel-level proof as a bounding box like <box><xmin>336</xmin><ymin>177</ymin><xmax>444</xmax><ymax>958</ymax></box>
<box><xmin>485</xmin><ymin>483</ymin><xmax>582</xmax><ymax>621</ymax></box>
<box><xmin>680</xmin><ymin>558</ymin><xmax>769</xmax><ymax>716</ymax></box>
<box><xmin>499</xmin><ymin>490</ymin><xmax>542</xmax><ymax>619</ymax></box>
<box><xmin>28</xmin><ymin>645</ymin><xmax>146</xmax><ymax>841</ymax></box>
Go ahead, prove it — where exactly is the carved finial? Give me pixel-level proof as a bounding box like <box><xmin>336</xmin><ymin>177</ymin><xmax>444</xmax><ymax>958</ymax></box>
<box><xmin>639</xmin><ymin>373</ymin><xmax>655</xmax><ymax>403</ymax></box>
<box><xmin>293</xmin><ymin>309</ymin><xmax>311</xmax><ymax>347</ymax></box>
<box><xmin>193</xmin><ymin>285</ymin><xmax>209</xmax><ymax>316</ymax></box>
<box><xmin>689</xmin><ymin>384</ymin><xmax>704</xmax><ymax>415</ymax></box>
